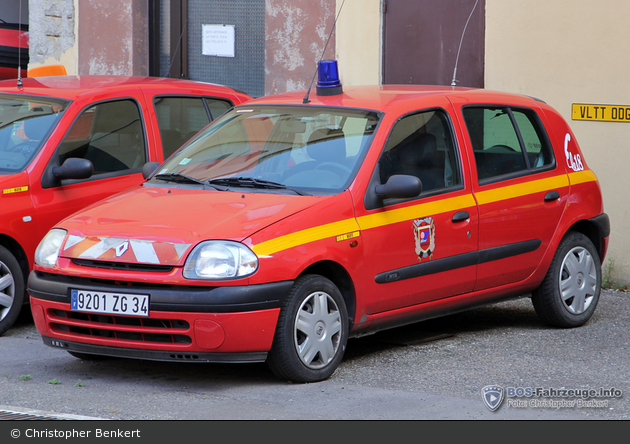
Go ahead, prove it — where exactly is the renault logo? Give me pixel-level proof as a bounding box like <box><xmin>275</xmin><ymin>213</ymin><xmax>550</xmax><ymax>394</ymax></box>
<box><xmin>115</xmin><ymin>241</ymin><xmax>130</xmax><ymax>257</ymax></box>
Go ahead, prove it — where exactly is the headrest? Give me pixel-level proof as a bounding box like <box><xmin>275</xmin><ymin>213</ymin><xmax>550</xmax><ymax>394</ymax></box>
<box><xmin>306</xmin><ymin>127</ymin><xmax>346</xmax><ymax>163</ymax></box>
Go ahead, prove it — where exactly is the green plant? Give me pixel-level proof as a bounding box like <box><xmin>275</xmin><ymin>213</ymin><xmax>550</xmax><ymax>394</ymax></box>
<box><xmin>47</xmin><ymin>379</ymin><xmax>61</xmax><ymax>385</ymax></box>
<box><xmin>74</xmin><ymin>379</ymin><xmax>84</xmax><ymax>387</ymax></box>
<box><xmin>602</xmin><ymin>258</ymin><xmax>615</xmax><ymax>289</ymax></box>
<box><xmin>19</xmin><ymin>375</ymin><xmax>31</xmax><ymax>381</ymax></box>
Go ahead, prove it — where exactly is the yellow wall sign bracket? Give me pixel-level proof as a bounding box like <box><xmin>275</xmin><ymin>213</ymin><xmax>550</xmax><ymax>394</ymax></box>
<box><xmin>572</xmin><ymin>103</ymin><xmax>630</xmax><ymax>122</ymax></box>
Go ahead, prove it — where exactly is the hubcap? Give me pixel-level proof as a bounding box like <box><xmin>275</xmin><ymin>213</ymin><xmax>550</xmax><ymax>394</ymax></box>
<box><xmin>559</xmin><ymin>246</ymin><xmax>597</xmax><ymax>315</ymax></box>
<box><xmin>294</xmin><ymin>291</ymin><xmax>342</xmax><ymax>369</ymax></box>
<box><xmin>0</xmin><ymin>261</ymin><xmax>16</xmax><ymax>322</ymax></box>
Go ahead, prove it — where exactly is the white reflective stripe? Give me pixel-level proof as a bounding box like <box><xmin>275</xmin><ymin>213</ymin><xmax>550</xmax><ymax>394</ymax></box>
<box><xmin>130</xmin><ymin>240</ymin><xmax>160</xmax><ymax>264</ymax></box>
<box><xmin>174</xmin><ymin>243</ymin><xmax>189</xmax><ymax>259</ymax></box>
<box><xmin>65</xmin><ymin>235</ymin><xmax>84</xmax><ymax>249</ymax></box>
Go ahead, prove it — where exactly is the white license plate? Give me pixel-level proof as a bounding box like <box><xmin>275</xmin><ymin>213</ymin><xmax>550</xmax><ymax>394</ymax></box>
<box><xmin>71</xmin><ymin>289</ymin><xmax>149</xmax><ymax>317</ymax></box>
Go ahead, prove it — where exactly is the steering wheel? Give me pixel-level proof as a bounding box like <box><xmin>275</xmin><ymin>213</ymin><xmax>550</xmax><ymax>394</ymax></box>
<box><xmin>314</xmin><ymin>162</ymin><xmax>351</xmax><ymax>176</ymax></box>
<box><xmin>6</xmin><ymin>141</ymin><xmax>35</xmax><ymax>154</ymax></box>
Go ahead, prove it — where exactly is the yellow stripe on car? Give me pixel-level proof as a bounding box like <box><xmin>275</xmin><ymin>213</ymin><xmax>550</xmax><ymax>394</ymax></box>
<box><xmin>251</xmin><ymin>172</ymin><xmax>599</xmax><ymax>257</ymax></box>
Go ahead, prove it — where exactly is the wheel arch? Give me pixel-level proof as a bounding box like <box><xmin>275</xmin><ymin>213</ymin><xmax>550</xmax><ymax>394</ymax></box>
<box><xmin>0</xmin><ymin>234</ymin><xmax>30</xmax><ymax>289</ymax></box>
<box><xmin>299</xmin><ymin>260</ymin><xmax>356</xmax><ymax>327</ymax></box>
<box><xmin>566</xmin><ymin>214</ymin><xmax>609</xmax><ymax>262</ymax></box>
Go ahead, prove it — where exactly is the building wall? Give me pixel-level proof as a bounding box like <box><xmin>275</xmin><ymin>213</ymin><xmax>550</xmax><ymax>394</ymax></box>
<box><xmin>335</xmin><ymin>0</ymin><xmax>382</xmax><ymax>87</ymax></box>
<box><xmin>28</xmin><ymin>0</ymin><xmax>77</xmax><ymax>74</ymax></box>
<box><xmin>265</xmin><ymin>0</ymin><xmax>337</xmax><ymax>95</ymax></box>
<box><xmin>78</xmin><ymin>0</ymin><xmax>148</xmax><ymax>75</ymax></box>
<box><xmin>485</xmin><ymin>0</ymin><xmax>630</xmax><ymax>284</ymax></box>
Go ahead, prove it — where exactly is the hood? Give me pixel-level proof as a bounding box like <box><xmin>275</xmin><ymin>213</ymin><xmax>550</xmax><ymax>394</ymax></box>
<box><xmin>59</xmin><ymin>185</ymin><xmax>325</xmax><ymax>265</ymax></box>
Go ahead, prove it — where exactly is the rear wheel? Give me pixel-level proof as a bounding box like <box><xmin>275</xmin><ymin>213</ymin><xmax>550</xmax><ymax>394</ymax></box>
<box><xmin>532</xmin><ymin>232</ymin><xmax>601</xmax><ymax>327</ymax></box>
<box><xmin>267</xmin><ymin>275</ymin><xmax>348</xmax><ymax>383</ymax></box>
<box><xmin>0</xmin><ymin>246</ymin><xmax>25</xmax><ymax>336</ymax></box>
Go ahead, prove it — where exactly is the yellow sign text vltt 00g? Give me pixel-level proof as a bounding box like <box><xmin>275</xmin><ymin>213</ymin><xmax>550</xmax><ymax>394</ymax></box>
<box><xmin>572</xmin><ymin>103</ymin><xmax>630</xmax><ymax>122</ymax></box>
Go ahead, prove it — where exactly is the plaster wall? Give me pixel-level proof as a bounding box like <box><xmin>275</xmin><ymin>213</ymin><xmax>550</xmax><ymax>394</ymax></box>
<box><xmin>265</xmin><ymin>0</ymin><xmax>336</xmax><ymax>95</ymax></box>
<box><xmin>335</xmin><ymin>0</ymin><xmax>382</xmax><ymax>86</ymax></box>
<box><xmin>28</xmin><ymin>0</ymin><xmax>77</xmax><ymax>74</ymax></box>
<box><xmin>485</xmin><ymin>0</ymin><xmax>630</xmax><ymax>284</ymax></box>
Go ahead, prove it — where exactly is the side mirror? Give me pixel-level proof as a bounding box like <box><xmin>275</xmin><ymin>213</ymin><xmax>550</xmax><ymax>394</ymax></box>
<box><xmin>52</xmin><ymin>158</ymin><xmax>94</xmax><ymax>180</ymax></box>
<box><xmin>142</xmin><ymin>162</ymin><xmax>161</xmax><ymax>179</ymax></box>
<box><xmin>375</xmin><ymin>174</ymin><xmax>422</xmax><ymax>199</ymax></box>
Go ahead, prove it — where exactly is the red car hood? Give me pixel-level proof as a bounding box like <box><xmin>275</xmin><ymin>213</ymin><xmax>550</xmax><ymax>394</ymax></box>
<box><xmin>58</xmin><ymin>185</ymin><xmax>323</xmax><ymax>265</ymax></box>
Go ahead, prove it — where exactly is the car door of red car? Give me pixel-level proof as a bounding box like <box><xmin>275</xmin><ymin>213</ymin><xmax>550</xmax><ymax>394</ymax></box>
<box><xmin>458</xmin><ymin>103</ymin><xmax>568</xmax><ymax>291</ymax></box>
<box><xmin>30</xmin><ymin>94</ymin><xmax>153</xmax><ymax>245</ymax></box>
<box><xmin>354</xmin><ymin>104</ymin><xmax>479</xmax><ymax>315</ymax></box>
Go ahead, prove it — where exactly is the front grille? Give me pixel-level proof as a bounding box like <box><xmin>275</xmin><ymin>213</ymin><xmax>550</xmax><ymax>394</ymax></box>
<box><xmin>49</xmin><ymin>309</ymin><xmax>192</xmax><ymax>344</ymax></box>
<box><xmin>73</xmin><ymin>259</ymin><xmax>173</xmax><ymax>273</ymax></box>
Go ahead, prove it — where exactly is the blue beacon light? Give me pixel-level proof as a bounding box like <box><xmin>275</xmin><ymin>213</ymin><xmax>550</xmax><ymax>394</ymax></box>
<box><xmin>316</xmin><ymin>60</ymin><xmax>343</xmax><ymax>96</ymax></box>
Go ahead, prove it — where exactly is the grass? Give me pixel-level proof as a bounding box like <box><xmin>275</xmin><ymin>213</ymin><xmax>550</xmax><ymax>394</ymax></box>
<box><xmin>602</xmin><ymin>259</ymin><xmax>629</xmax><ymax>291</ymax></box>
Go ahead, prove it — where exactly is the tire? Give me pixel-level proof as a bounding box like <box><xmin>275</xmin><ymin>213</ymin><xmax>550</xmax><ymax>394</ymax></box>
<box><xmin>0</xmin><ymin>246</ymin><xmax>25</xmax><ymax>336</ymax></box>
<box><xmin>267</xmin><ymin>275</ymin><xmax>348</xmax><ymax>383</ymax></box>
<box><xmin>532</xmin><ymin>232</ymin><xmax>601</xmax><ymax>328</ymax></box>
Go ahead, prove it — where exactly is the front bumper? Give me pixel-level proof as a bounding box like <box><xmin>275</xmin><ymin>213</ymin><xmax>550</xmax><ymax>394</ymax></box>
<box><xmin>28</xmin><ymin>271</ymin><xmax>294</xmax><ymax>360</ymax></box>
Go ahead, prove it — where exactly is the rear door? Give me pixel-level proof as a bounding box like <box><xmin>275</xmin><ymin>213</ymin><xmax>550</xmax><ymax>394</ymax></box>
<box><xmin>457</xmin><ymin>102</ymin><xmax>568</xmax><ymax>290</ymax></box>
<box><xmin>355</xmin><ymin>101</ymin><xmax>478</xmax><ymax>314</ymax></box>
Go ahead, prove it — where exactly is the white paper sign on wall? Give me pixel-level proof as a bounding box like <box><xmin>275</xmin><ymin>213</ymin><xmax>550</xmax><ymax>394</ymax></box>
<box><xmin>202</xmin><ymin>24</ymin><xmax>235</xmax><ymax>58</ymax></box>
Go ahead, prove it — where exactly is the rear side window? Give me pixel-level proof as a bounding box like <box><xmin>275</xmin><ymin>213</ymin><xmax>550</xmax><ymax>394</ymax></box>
<box><xmin>462</xmin><ymin>106</ymin><xmax>554</xmax><ymax>182</ymax></box>
<box><xmin>154</xmin><ymin>96</ymin><xmax>233</xmax><ymax>159</ymax></box>
<box><xmin>58</xmin><ymin>99</ymin><xmax>146</xmax><ymax>175</ymax></box>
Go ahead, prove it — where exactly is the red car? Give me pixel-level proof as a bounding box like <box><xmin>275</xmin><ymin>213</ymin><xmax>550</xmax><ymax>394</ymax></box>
<box><xmin>0</xmin><ymin>75</ymin><xmax>251</xmax><ymax>335</ymax></box>
<box><xmin>28</xmin><ymin>65</ymin><xmax>609</xmax><ymax>383</ymax></box>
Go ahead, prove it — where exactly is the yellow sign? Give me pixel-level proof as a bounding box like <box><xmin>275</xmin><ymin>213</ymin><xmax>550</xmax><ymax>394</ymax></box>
<box><xmin>3</xmin><ymin>186</ymin><xmax>29</xmax><ymax>195</ymax></box>
<box><xmin>572</xmin><ymin>103</ymin><xmax>630</xmax><ymax>122</ymax></box>
<box><xmin>336</xmin><ymin>231</ymin><xmax>360</xmax><ymax>242</ymax></box>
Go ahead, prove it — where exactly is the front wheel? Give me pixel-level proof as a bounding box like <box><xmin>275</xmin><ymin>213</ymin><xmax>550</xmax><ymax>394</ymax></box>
<box><xmin>267</xmin><ymin>275</ymin><xmax>348</xmax><ymax>383</ymax></box>
<box><xmin>532</xmin><ymin>232</ymin><xmax>601</xmax><ymax>328</ymax></box>
<box><xmin>0</xmin><ymin>246</ymin><xmax>25</xmax><ymax>336</ymax></box>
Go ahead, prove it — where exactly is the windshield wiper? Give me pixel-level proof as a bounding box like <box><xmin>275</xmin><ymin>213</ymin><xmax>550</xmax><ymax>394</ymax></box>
<box><xmin>207</xmin><ymin>177</ymin><xmax>311</xmax><ymax>196</ymax></box>
<box><xmin>153</xmin><ymin>173</ymin><xmax>227</xmax><ymax>190</ymax></box>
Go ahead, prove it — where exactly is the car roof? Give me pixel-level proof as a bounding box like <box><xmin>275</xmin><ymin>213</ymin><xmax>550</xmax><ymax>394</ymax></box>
<box><xmin>241</xmin><ymin>84</ymin><xmax>544</xmax><ymax>113</ymax></box>
<box><xmin>0</xmin><ymin>75</ymin><xmax>244</xmax><ymax>101</ymax></box>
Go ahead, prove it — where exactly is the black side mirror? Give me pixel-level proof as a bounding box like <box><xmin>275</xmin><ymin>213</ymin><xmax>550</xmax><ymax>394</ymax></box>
<box><xmin>142</xmin><ymin>162</ymin><xmax>161</xmax><ymax>179</ymax></box>
<box><xmin>52</xmin><ymin>158</ymin><xmax>94</xmax><ymax>180</ymax></box>
<box><xmin>375</xmin><ymin>174</ymin><xmax>422</xmax><ymax>199</ymax></box>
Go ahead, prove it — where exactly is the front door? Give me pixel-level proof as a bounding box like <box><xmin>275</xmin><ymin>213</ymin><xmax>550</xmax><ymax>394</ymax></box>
<box><xmin>355</xmin><ymin>103</ymin><xmax>478</xmax><ymax>315</ymax></box>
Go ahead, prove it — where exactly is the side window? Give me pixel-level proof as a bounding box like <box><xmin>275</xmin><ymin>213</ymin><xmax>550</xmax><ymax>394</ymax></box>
<box><xmin>378</xmin><ymin>109</ymin><xmax>462</xmax><ymax>195</ymax></box>
<box><xmin>463</xmin><ymin>106</ymin><xmax>553</xmax><ymax>182</ymax></box>
<box><xmin>58</xmin><ymin>99</ymin><xmax>146</xmax><ymax>174</ymax></box>
<box><xmin>154</xmin><ymin>96</ymin><xmax>233</xmax><ymax>158</ymax></box>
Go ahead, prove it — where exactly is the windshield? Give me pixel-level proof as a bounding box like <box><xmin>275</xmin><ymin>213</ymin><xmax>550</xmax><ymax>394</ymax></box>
<box><xmin>150</xmin><ymin>105</ymin><xmax>380</xmax><ymax>195</ymax></box>
<box><xmin>0</xmin><ymin>94</ymin><xmax>68</xmax><ymax>173</ymax></box>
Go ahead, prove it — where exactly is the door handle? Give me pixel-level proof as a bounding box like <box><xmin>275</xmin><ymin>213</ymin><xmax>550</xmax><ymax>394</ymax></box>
<box><xmin>452</xmin><ymin>211</ymin><xmax>470</xmax><ymax>222</ymax></box>
<box><xmin>544</xmin><ymin>191</ymin><xmax>561</xmax><ymax>202</ymax></box>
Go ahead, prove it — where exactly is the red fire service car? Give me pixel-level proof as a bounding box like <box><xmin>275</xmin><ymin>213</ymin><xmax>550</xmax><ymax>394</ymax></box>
<box><xmin>28</xmin><ymin>62</ymin><xmax>609</xmax><ymax>383</ymax></box>
<box><xmin>0</xmin><ymin>75</ymin><xmax>251</xmax><ymax>335</ymax></box>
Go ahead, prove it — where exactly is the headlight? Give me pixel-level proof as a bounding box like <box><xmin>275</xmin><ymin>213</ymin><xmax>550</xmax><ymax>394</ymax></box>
<box><xmin>34</xmin><ymin>229</ymin><xmax>68</xmax><ymax>267</ymax></box>
<box><xmin>183</xmin><ymin>241</ymin><xmax>258</xmax><ymax>280</ymax></box>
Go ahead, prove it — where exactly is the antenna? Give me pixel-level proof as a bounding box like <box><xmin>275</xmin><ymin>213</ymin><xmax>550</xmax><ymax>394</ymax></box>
<box><xmin>303</xmin><ymin>0</ymin><xmax>347</xmax><ymax>104</ymax></box>
<box><xmin>451</xmin><ymin>0</ymin><xmax>479</xmax><ymax>87</ymax></box>
<box><xmin>17</xmin><ymin>0</ymin><xmax>23</xmax><ymax>87</ymax></box>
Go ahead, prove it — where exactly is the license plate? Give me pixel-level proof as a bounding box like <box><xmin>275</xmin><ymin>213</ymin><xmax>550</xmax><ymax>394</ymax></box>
<box><xmin>71</xmin><ymin>289</ymin><xmax>149</xmax><ymax>317</ymax></box>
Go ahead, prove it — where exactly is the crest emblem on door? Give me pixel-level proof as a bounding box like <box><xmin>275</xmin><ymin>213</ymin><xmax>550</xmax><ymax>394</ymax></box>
<box><xmin>413</xmin><ymin>217</ymin><xmax>435</xmax><ymax>261</ymax></box>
